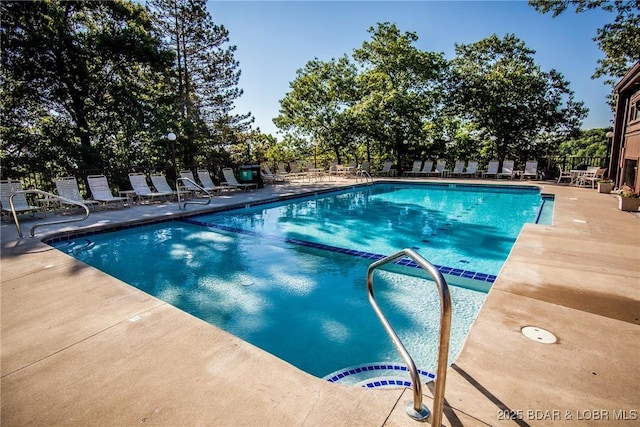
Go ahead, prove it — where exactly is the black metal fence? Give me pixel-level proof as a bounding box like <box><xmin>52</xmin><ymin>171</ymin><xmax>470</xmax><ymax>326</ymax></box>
<box><xmin>537</xmin><ymin>156</ymin><xmax>609</xmax><ymax>180</ymax></box>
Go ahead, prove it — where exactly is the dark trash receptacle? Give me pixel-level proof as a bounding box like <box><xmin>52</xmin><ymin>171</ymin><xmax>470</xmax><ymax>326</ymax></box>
<box><xmin>238</xmin><ymin>165</ymin><xmax>264</xmax><ymax>188</ymax></box>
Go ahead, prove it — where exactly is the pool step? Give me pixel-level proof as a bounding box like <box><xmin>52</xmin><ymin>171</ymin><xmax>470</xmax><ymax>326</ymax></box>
<box><xmin>323</xmin><ymin>363</ymin><xmax>435</xmax><ymax>388</ymax></box>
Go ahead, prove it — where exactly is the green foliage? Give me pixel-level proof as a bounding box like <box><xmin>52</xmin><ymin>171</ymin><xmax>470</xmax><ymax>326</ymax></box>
<box><xmin>274</xmin><ymin>55</ymin><xmax>359</xmax><ymax>164</ymax></box>
<box><xmin>1</xmin><ymin>0</ymin><xmax>252</xmax><ymax>184</ymax></box>
<box><xmin>275</xmin><ymin>22</ymin><xmax>448</xmax><ymax>171</ymax></box>
<box><xmin>449</xmin><ymin>34</ymin><xmax>588</xmax><ymax>165</ymax></box>
<box><xmin>274</xmin><ymin>25</ymin><xmax>586</xmax><ymax>170</ymax></box>
<box><xmin>2</xmin><ymin>4</ymin><xmax>599</xmax><ymax>182</ymax></box>
<box><xmin>529</xmin><ymin>0</ymin><xmax>640</xmax><ymax>83</ymax></box>
<box><xmin>1</xmin><ymin>0</ymin><xmax>174</xmax><ymax>178</ymax></box>
<box><xmin>557</xmin><ymin>128</ymin><xmax>610</xmax><ymax>157</ymax></box>
<box><xmin>352</xmin><ymin>23</ymin><xmax>448</xmax><ymax>171</ymax></box>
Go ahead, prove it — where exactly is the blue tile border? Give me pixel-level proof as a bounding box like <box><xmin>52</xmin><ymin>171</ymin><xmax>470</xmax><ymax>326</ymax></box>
<box><xmin>183</xmin><ymin>218</ymin><xmax>496</xmax><ymax>286</ymax></box>
<box><xmin>45</xmin><ymin>213</ymin><xmax>497</xmax><ymax>289</ymax></box>
<box><xmin>323</xmin><ymin>363</ymin><xmax>436</xmax><ymax>388</ymax></box>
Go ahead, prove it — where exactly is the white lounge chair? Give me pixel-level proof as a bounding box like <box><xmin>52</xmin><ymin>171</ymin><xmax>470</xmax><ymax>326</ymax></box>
<box><xmin>416</xmin><ymin>160</ymin><xmax>434</xmax><ymax>176</ymax></box>
<box><xmin>128</xmin><ymin>173</ymin><xmax>173</xmax><ymax>203</ymax></box>
<box><xmin>482</xmin><ymin>161</ymin><xmax>500</xmax><ymax>178</ymax></box>
<box><xmin>450</xmin><ymin>160</ymin><xmax>466</xmax><ymax>177</ymax></box>
<box><xmin>178</xmin><ymin>169</ymin><xmax>214</xmax><ymax>197</ymax></box>
<box><xmin>179</xmin><ymin>170</ymin><xmax>204</xmax><ymax>193</ymax></box>
<box><xmin>261</xmin><ymin>164</ymin><xmax>285</xmax><ymax>183</ymax></box>
<box><xmin>359</xmin><ymin>161</ymin><xmax>370</xmax><ymax>174</ymax></box>
<box><xmin>277</xmin><ymin>162</ymin><xmax>291</xmax><ymax>180</ymax></box>
<box><xmin>497</xmin><ymin>160</ymin><xmax>515</xmax><ymax>179</ymax></box>
<box><xmin>353</xmin><ymin>161</ymin><xmax>370</xmax><ymax>180</ymax></box>
<box><xmin>404</xmin><ymin>160</ymin><xmax>422</xmax><ymax>177</ymax></box>
<box><xmin>373</xmin><ymin>160</ymin><xmax>394</xmax><ymax>176</ymax></box>
<box><xmin>197</xmin><ymin>169</ymin><xmax>225</xmax><ymax>193</ymax></box>
<box><xmin>341</xmin><ymin>162</ymin><xmax>358</xmax><ymax>178</ymax></box>
<box><xmin>260</xmin><ymin>164</ymin><xmax>274</xmax><ymax>183</ymax></box>
<box><xmin>520</xmin><ymin>160</ymin><xmax>539</xmax><ymax>180</ymax></box>
<box><xmin>428</xmin><ymin>159</ymin><xmax>447</xmax><ymax>177</ymax></box>
<box><xmin>221</xmin><ymin>168</ymin><xmax>257</xmax><ymax>190</ymax></box>
<box><xmin>0</xmin><ymin>179</ymin><xmax>45</xmax><ymax>222</ymax></box>
<box><xmin>461</xmin><ymin>161</ymin><xmax>478</xmax><ymax>178</ymax></box>
<box><xmin>55</xmin><ymin>176</ymin><xmax>100</xmax><ymax>211</ymax></box>
<box><xmin>288</xmin><ymin>161</ymin><xmax>308</xmax><ymax>179</ymax></box>
<box><xmin>150</xmin><ymin>173</ymin><xmax>178</xmax><ymax>200</ymax></box>
<box><xmin>86</xmin><ymin>175</ymin><xmax>128</xmax><ymax>208</ymax></box>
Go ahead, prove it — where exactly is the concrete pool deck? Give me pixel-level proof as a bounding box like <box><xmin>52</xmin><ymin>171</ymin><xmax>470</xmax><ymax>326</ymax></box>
<box><xmin>1</xmin><ymin>177</ymin><xmax>639</xmax><ymax>426</ymax></box>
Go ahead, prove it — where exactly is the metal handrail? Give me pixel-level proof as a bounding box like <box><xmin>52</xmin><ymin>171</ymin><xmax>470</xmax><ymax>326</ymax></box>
<box><xmin>176</xmin><ymin>177</ymin><xmax>212</xmax><ymax>210</ymax></box>
<box><xmin>366</xmin><ymin>248</ymin><xmax>452</xmax><ymax>425</ymax></box>
<box><xmin>9</xmin><ymin>190</ymin><xmax>90</xmax><ymax>238</ymax></box>
<box><xmin>356</xmin><ymin>170</ymin><xmax>372</xmax><ymax>184</ymax></box>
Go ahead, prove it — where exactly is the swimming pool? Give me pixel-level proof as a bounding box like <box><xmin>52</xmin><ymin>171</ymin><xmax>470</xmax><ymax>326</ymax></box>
<box><xmin>50</xmin><ymin>183</ymin><xmax>550</xmax><ymax>380</ymax></box>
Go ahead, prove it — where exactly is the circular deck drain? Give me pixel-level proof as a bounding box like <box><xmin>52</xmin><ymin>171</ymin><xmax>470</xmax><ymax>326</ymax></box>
<box><xmin>521</xmin><ymin>326</ymin><xmax>557</xmax><ymax>344</ymax></box>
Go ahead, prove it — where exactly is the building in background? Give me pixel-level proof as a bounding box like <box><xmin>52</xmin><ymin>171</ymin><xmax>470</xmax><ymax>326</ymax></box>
<box><xmin>609</xmin><ymin>62</ymin><xmax>640</xmax><ymax>192</ymax></box>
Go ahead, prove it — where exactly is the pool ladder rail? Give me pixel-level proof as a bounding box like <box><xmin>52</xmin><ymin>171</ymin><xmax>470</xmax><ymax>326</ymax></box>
<box><xmin>176</xmin><ymin>177</ymin><xmax>212</xmax><ymax>210</ymax></box>
<box><xmin>8</xmin><ymin>189</ymin><xmax>90</xmax><ymax>239</ymax></box>
<box><xmin>367</xmin><ymin>248</ymin><xmax>452</xmax><ymax>425</ymax></box>
<box><xmin>356</xmin><ymin>169</ymin><xmax>372</xmax><ymax>184</ymax></box>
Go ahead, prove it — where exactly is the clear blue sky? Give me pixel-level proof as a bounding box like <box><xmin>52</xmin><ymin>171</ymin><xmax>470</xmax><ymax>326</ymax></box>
<box><xmin>208</xmin><ymin>1</ymin><xmax>614</xmax><ymax>137</ymax></box>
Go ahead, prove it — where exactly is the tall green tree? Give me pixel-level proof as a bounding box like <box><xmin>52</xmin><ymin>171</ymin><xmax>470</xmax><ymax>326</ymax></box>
<box><xmin>351</xmin><ymin>22</ymin><xmax>448</xmax><ymax>172</ymax></box>
<box><xmin>147</xmin><ymin>0</ymin><xmax>252</xmax><ymax>168</ymax></box>
<box><xmin>449</xmin><ymin>34</ymin><xmax>588</xmax><ymax>164</ymax></box>
<box><xmin>1</xmin><ymin>0</ymin><xmax>174</xmax><ymax>179</ymax></box>
<box><xmin>529</xmin><ymin>0</ymin><xmax>640</xmax><ymax>82</ymax></box>
<box><xmin>274</xmin><ymin>55</ymin><xmax>359</xmax><ymax>164</ymax></box>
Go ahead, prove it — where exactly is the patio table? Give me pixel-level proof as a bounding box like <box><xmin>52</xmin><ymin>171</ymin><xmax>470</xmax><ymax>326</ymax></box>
<box><xmin>569</xmin><ymin>170</ymin><xmax>594</xmax><ymax>186</ymax></box>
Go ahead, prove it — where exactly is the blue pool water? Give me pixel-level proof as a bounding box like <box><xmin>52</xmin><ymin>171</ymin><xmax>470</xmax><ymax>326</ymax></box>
<box><xmin>194</xmin><ymin>183</ymin><xmax>548</xmax><ymax>280</ymax></box>
<box><xmin>50</xmin><ymin>183</ymin><xmax>550</xmax><ymax>379</ymax></box>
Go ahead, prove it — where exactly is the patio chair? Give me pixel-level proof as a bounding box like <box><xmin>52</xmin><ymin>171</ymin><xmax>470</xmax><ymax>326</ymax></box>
<box><xmin>288</xmin><ymin>161</ymin><xmax>308</xmax><ymax>179</ymax></box>
<box><xmin>577</xmin><ymin>167</ymin><xmax>607</xmax><ymax>189</ymax></box>
<box><xmin>150</xmin><ymin>173</ymin><xmax>178</xmax><ymax>200</ymax></box>
<box><xmin>179</xmin><ymin>170</ymin><xmax>205</xmax><ymax>194</ymax></box>
<box><xmin>86</xmin><ymin>175</ymin><xmax>128</xmax><ymax>208</ymax></box>
<box><xmin>342</xmin><ymin>161</ymin><xmax>358</xmax><ymax>178</ymax></box>
<box><xmin>277</xmin><ymin>162</ymin><xmax>291</xmax><ymax>179</ymax></box>
<box><xmin>262</xmin><ymin>164</ymin><xmax>285</xmax><ymax>183</ymax></box>
<box><xmin>359</xmin><ymin>160</ymin><xmax>370</xmax><ymax>174</ymax></box>
<box><xmin>0</xmin><ymin>179</ymin><xmax>46</xmax><ymax>223</ymax></box>
<box><xmin>197</xmin><ymin>169</ymin><xmax>225</xmax><ymax>193</ymax></box>
<box><xmin>428</xmin><ymin>159</ymin><xmax>447</xmax><ymax>177</ymax></box>
<box><xmin>461</xmin><ymin>160</ymin><xmax>478</xmax><ymax>178</ymax></box>
<box><xmin>221</xmin><ymin>168</ymin><xmax>257</xmax><ymax>190</ymax></box>
<box><xmin>54</xmin><ymin>176</ymin><xmax>100</xmax><ymax>211</ymax></box>
<box><xmin>403</xmin><ymin>160</ymin><xmax>422</xmax><ymax>177</ymax></box>
<box><xmin>556</xmin><ymin>167</ymin><xmax>572</xmax><ymax>184</ymax></box>
<box><xmin>179</xmin><ymin>169</ymin><xmax>215</xmax><ymax>198</ymax></box>
<box><xmin>497</xmin><ymin>160</ymin><xmax>515</xmax><ymax>179</ymax></box>
<box><xmin>450</xmin><ymin>160</ymin><xmax>466</xmax><ymax>177</ymax></box>
<box><xmin>354</xmin><ymin>161</ymin><xmax>371</xmax><ymax>180</ymax></box>
<box><xmin>373</xmin><ymin>160</ymin><xmax>394</xmax><ymax>176</ymax></box>
<box><xmin>128</xmin><ymin>173</ymin><xmax>173</xmax><ymax>203</ymax></box>
<box><xmin>260</xmin><ymin>165</ymin><xmax>275</xmax><ymax>184</ymax></box>
<box><xmin>482</xmin><ymin>160</ymin><xmax>500</xmax><ymax>178</ymax></box>
<box><xmin>416</xmin><ymin>160</ymin><xmax>434</xmax><ymax>176</ymax></box>
<box><xmin>520</xmin><ymin>160</ymin><xmax>539</xmax><ymax>180</ymax></box>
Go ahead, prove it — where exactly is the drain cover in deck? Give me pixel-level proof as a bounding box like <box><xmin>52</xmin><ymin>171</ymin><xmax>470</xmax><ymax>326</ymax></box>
<box><xmin>521</xmin><ymin>326</ymin><xmax>557</xmax><ymax>344</ymax></box>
